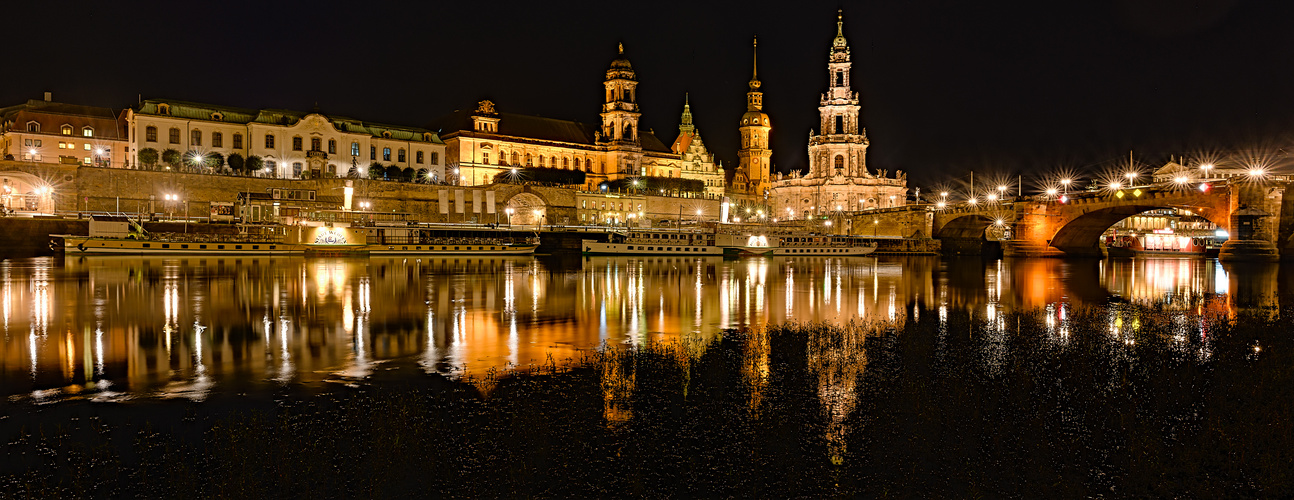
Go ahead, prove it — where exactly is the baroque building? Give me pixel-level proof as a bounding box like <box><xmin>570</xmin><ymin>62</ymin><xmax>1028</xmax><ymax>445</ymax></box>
<box><xmin>731</xmin><ymin>38</ymin><xmax>773</xmax><ymax>204</ymax></box>
<box><xmin>770</xmin><ymin>12</ymin><xmax>908</xmax><ymax>220</ymax></box>
<box><xmin>126</xmin><ymin>100</ymin><xmax>445</xmax><ymax>179</ymax></box>
<box><xmin>432</xmin><ymin>44</ymin><xmax>724</xmax><ymax>197</ymax></box>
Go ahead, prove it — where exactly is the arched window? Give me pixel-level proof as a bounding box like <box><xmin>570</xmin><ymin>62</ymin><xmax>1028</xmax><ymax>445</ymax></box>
<box><xmin>511</xmin><ymin>152</ymin><xmax>518</xmax><ymax>165</ymax></box>
<box><xmin>310</xmin><ymin>137</ymin><xmax>321</xmax><ymax>151</ymax></box>
<box><xmin>233</xmin><ymin>133</ymin><xmax>243</xmax><ymax>149</ymax></box>
<box><xmin>397</xmin><ymin>148</ymin><xmax>406</xmax><ymax>162</ymax></box>
<box><xmin>834</xmin><ymin>155</ymin><xmax>845</xmax><ymax>173</ymax></box>
<box><xmin>265</xmin><ymin>134</ymin><xmax>275</xmax><ymax>148</ymax></box>
<box><xmin>416</xmin><ymin>151</ymin><xmax>424</xmax><ymax>164</ymax></box>
<box><xmin>538</xmin><ymin>155</ymin><xmax>544</xmax><ymax>168</ymax></box>
<box><xmin>61</xmin><ymin>125</ymin><xmax>72</xmax><ymax>136</ymax></box>
<box><xmin>834</xmin><ymin>116</ymin><xmax>843</xmax><ymax>134</ymax></box>
<box><xmin>835</xmin><ymin>71</ymin><xmax>843</xmax><ymax>87</ymax></box>
<box><xmin>383</xmin><ymin>147</ymin><xmax>391</xmax><ymax>161</ymax></box>
<box><xmin>624</xmin><ymin>123</ymin><xmax>633</xmax><ymax>140</ymax></box>
<box><xmin>525</xmin><ymin>153</ymin><xmax>532</xmax><ymax>167</ymax></box>
<box><xmin>82</xmin><ymin>126</ymin><xmax>93</xmax><ymax>137</ymax></box>
<box><xmin>429</xmin><ymin>152</ymin><xmax>439</xmax><ymax>165</ymax></box>
<box><xmin>212</xmin><ymin>131</ymin><xmax>223</xmax><ymax>148</ymax></box>
<box><xmin>570</xmin><ymin>157</ymin><xmax>576</xmax><ymax>169</ymax></box>
<box><xmin>292</xmin><ymin>136</ymin><xmax>303</xmax><ymax>151</ymax></box>
<box><xmin>191</xmin><ymin>130</ymin><xmax>202</xmax><ymax>146</ymax></box>
<box><xmin>169</xmin><ymin>128</ymin><xmax>181</xmax><ymax>144</ymax></box>
<box><xmin>157</xmin><ymin>103</ymin><xmax>170</xmax><ymax>115</ymax></box>
<box><xmin>145</xmin><ymin>126</ymin><xmax>157</xmax><ymax>142</ymax></box>
<box><xmin>328</xmin><ymin>139</ymin><xmax>336</xmax><ymax>154</ymax></box>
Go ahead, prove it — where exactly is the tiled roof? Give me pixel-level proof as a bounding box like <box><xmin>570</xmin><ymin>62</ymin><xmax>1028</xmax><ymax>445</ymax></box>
<box><xmin>429</xmin><ymin>110</ymin><xmax>673</xmax><ymax>153</ymax></box>
<box><xmin>136</xmin><ymin>100</ymin><xmax>442</xmax><ymax>143</ymax></box>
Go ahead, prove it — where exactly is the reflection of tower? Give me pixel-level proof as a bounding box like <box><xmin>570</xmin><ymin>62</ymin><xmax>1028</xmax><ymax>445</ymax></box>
<box><xmin>598</xmin><ymin>43</ymin><xmax>643</xmax><ymax>183</ymax></box>
<box><xmin>735</xmin><ymin>37</ymin><xmax>772</xmax><ymax>201</ymax></box>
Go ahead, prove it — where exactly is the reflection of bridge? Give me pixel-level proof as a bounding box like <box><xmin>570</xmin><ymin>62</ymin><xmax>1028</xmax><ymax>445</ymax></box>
<box><xmin>853</xmin><ymin>180</ymin><xmax>1288</xmax><ymax>261</ymax></box>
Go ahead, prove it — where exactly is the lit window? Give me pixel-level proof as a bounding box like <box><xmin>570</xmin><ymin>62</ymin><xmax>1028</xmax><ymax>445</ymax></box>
<box><xmin>84</xmin><ymin>143</ymin><xmax>91</xmax><ymax>151</ymax></box>
<box><xmin>61</xmin><ymin>125</ymin><xmax>72</xmax><ymax>135</ymax></box>
<box><xmin>58</xmin><ymin>142</ymin><xmax>67</xmax><ymax>149</ymax></box>
<box><xmin>351</xmin><ymin>142</ymin><xmax>359</xmax><ymax>156</ymax></box>
<box><xmin>82</xmin><ymin>127</ymin><xmax>93</xmax><ymax>137</ymax></box>
<box><xmin>526</xmin><ymin>154</ymin><xmax>533</xmax><ymax>167</ymax></box>
<box><xmin>328</xmin><ymin>139</ymin><xmax>336</xmax><ymax>154</ymax></box>
<box><xmin>292</xmin><ymin>162</ymin><xmax>303</xmax><ymax>177</ymax></box>
<box><xmin>383</xmin><ymin>147</ymin><xmax>391</xmax><ymax>161</ymax></box>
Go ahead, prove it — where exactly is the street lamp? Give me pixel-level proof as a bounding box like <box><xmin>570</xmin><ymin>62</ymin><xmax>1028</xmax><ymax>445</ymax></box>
<box><xmin>1200</xmin><ymin>163</ymin><xmax>1214</xmax><ymax>179</ymax></box>
<box><xmin>1125</xmin><ymin>172</ymin><xmax>1138</xmax><ymax>186</ymax></box>
<box><xmin>997</xmin><ymin>185</ymin><xmax>1007</xmax><ymax>199</ymax></box>
<box><xmin>1109</xmin><ymin>181</ymin><xmax>1123</xmax><ymax>191</ymax></box>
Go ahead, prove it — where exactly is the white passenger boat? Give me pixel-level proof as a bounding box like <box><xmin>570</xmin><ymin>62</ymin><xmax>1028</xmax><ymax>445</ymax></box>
<box><xmin>582</xmin><ymin>228</ymin><xmax>878</xmax><ymax>257</ymax></box>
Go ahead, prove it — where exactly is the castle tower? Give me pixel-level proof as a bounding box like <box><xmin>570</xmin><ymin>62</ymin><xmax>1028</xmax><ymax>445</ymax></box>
<box><xmin>678</xmin><ymin>93</ymin><xmax>694</xmax><ymax>136</ymax></box>
<box><xmin>809</xmin><ymin>10</ymin><xmax>868</xmax><ymax>179</ymax></box>
<box><xmin>736</xmin><ymin>37</ymin><xmax>772</xmax><ymax>201</ymax></box>
<box><xmin>598</xmin><ymin>43</ymin><xmax>643</xmax><ymax>180</ymax></box>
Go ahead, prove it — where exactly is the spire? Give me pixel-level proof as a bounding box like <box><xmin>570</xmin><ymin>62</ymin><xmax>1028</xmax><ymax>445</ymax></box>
<box><xmin>679</xmin><ymin>93</ymin><xmax>694</xmax><ymax>134</ymax></box>
<box><xmin>832</xmin><ymin>9</ymin><xmax>850</xmax><ymax>53</ymax></box>
<box><xmin>749</xmin><ymin>36</ymin><xmax>761</xmax><ymax>91</ymax></box>
<box><xmin>618</xmin><ymin>42</ymin><xmax>623</xmax><ymax>54</ymax></box>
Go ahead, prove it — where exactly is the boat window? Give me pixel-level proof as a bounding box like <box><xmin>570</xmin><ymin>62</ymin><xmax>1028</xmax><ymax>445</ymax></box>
<box><xmin>143</xmin><ymin>244</ymin><xmax>150</xmax><ymax>248</ymax></box>
<box><xmin>162</xmin><ymin>244</ymin><xmax>169</xmax><ymax>248</ymax></box>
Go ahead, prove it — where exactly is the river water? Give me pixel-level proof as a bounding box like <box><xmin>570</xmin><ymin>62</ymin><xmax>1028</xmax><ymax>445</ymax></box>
<box><xmin>0</xmin><ymin>254</ymin><xmax>1281</xmax><ymax>402</ymax></box>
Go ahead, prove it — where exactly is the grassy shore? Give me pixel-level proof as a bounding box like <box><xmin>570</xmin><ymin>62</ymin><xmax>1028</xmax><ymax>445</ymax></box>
<box><xmin>1</xmin><ymin>303</ymin><xmax>1289</xmax><ymax>498</ymax></box>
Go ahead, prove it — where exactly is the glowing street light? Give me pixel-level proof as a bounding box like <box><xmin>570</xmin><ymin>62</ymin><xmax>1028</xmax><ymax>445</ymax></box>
<box><xmin>1248</xmin><ymin>168</ymin><xmax>1266</xmax><ymax>179</ymax></box>
<box><xmin>1125</xmin><ymin>172</ymin><xmax>1138</xmax><ymax>186</ymax></box>
<box><xmin>1045</xmin><ymin>188</ymin><xmax>1058</xmax><ymax>197</ymax></box>
<box><xmin>1109</xmin><ymin>181</ymin><xmax>1123</xmax><ymax>191</ymax></box>
<box><xmin>986</xmin><ymin>193</ymin><xmax>998</xmax><ymax>202</ymax></box>
<box><xmin>967</xmin><ymin>197</ymin><xmax>978</xmax><ymax>206</ymax></box>
<box><xmin>1173</xmin><ymin>176</ymin><xmax>1189</xmax><ymax>186</ymax></box>
<box><xmin>1200</xmin><ymin>163</ymin><xmax>1214</xmax><ymax>178</ymax></box>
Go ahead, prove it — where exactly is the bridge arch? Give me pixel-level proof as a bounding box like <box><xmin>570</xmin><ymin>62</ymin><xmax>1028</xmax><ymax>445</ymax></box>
<box><xmin>1048</xmin><ymin>204</ymin><xmax>1228</xmax><ymax>254</ymax></box>
<box><xmin>502</xmin><ymin>192</ymin><xmax>548</xmax><ymax>226</ymax></box>
<box><xmin>934</xmin><ymin>209</ymin><xmax>1015</xmax><ymax>240</ymax></box>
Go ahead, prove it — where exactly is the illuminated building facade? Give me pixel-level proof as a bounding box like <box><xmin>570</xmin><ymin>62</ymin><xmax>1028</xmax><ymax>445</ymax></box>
<box><xmin>0</xmin><ymin>93</ymin><xmax>128</xmax><ymax>168</ymax></box>
<box><xmin>769</xmin><ymin>12</ymin><xmax>908</xmax><ymax>219</ymax></box>
<box><xmin>432</xmin><ymin>45</ymin><xmax>721</xmax><ymax>195</ymax></box>
<box><xmin>126</xmin><ymin>100</ymin><xmax>446</xmax><ymax>180</ymax></box>
<box><xmin>731</xmin><ymin>38</ymin><xmax>773</xmax><ymax>205</ymax></box>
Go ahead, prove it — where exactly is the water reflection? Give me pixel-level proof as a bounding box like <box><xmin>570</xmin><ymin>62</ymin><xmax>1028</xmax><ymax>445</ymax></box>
<box><xmin>0</xmin><ymin>255</ymin><xmax>1278</xmax><ymax>401</ymax></box>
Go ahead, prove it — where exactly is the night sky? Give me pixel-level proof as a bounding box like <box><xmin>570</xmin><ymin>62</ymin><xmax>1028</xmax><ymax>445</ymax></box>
<box><xmin>10</xmin><ymin>0</ymin><xmax>1294</xmax><ymax>190</ymax></box>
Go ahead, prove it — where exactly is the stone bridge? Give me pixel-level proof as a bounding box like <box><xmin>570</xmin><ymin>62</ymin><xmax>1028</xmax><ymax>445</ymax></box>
<box><xmin>840</xmin><ymin>179</ymin><xmax>1291</xmax><ymax>261</ymax></box>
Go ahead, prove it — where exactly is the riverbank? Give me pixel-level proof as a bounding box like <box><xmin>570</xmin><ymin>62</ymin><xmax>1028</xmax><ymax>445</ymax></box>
<box><xmin>1</xmin><ymin>304</ymin><xmax>1288</xmax><ymax>498</ymax></box>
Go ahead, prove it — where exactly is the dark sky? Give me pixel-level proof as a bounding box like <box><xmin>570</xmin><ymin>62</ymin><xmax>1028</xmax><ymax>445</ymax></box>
<box><xmin>10</xmin><ymin>0</ymin><xmax>1294</xmax><ymax>190</ymax></box>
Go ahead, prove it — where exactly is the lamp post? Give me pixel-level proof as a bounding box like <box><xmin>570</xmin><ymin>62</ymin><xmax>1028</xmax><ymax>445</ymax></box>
<box><xmin>1200</xmin><ymin>163</ymin><xmax>1213</xmax><ymax>180</ymax></box>
<box><xmin>1060</xmin><ymin>178</ymin><xmax>1071</xmax><ymax>197</ymax></box>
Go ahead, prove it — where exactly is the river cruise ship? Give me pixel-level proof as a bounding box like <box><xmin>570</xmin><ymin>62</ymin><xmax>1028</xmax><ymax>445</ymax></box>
<box><xmin>581</xmin><ymin>229</ymin><xmax>878</xmax><ymax>257</ymax></box>
<box><xmin>55</xmin><ymin>216</ymin><xmax>536</xmax><ymax>257</ymax></box>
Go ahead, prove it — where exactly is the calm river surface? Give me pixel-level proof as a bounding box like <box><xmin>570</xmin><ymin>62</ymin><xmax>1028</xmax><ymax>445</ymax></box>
<box><xmin>0</xmin><ymin>254</ymin><xmax>1282</xmax><ymax>401</ymax></box>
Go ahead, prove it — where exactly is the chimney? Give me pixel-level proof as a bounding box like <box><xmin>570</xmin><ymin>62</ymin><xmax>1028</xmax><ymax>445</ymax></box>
<box><xmin>43</xmin><ymin>92</ymin><xmax>52</xmax><ymax>102</ymax></box>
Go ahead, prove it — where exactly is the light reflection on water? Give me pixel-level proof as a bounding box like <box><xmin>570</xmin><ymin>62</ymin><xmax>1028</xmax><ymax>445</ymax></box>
<box><xmin>0</xmin><ymin>255</ymin><xmax>1275</xmax><ymax>402</ymax></box>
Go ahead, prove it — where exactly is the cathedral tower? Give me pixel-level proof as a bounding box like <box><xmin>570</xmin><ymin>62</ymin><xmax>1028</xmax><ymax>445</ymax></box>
<box><xmin>735</xmin><ymin>37</ymin><xmax>772</xmax><ymax>201</ymax></box>
<box><xmin>809</xmin><ymin>10</ymin><xmax>868</xmax><ymax>179</ymax></box>
<box><xmin>598</xmin><ymin>43</ymin><xmax>643</xmax><ymax>180</ymax></box>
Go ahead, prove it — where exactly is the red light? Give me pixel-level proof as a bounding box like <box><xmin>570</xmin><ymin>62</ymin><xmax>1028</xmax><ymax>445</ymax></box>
<box><xmin>1198</xmin><ymin>183</ymin><xmax>1210</xmax><ymax>192</ymax></box>
<box><xmin>1059</xmin><ymin>195</ymin><xmax>1068</xmax><ymax>203</ymax></box>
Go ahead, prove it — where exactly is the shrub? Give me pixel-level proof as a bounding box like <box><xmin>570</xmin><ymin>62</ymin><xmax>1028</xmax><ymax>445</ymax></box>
<box><xmin>161</xmin><ymin>149</ymin><xmax>181</xmax><ymax>169</ymax></box>
<box><xmin>492</xmin><ymin>167</ymin><xmax>586</xmax><ymax>186</ymax></box>
<box><xmin>227</xmin><ymin>153</ymin><xmax>245</xmax><ymax>174</ymax></box>
<box><xmin>245</xmin><ymin>155</ymin><xmax>264</xmax><ymax>175</ymax></box>
<box><xmin>138</xmin><ymin>148</ymin><xmax>159</xmax><ymax>169</ymax></box>
<box><xmin>605</xmin><ymin>176</ymin><xmax>704</xmax><ymax>194</ymax></box>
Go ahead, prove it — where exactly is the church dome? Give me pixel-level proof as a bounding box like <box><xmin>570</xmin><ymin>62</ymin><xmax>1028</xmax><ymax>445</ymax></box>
<box><xmin>606</xmin><ymin>43</ymin><xmax>636</xmax><ymax>79</ymax></box>
<box><xmin>741</xmin><ymin>110</ymin><xmax>770</xmax><ymax>127</ymax></box>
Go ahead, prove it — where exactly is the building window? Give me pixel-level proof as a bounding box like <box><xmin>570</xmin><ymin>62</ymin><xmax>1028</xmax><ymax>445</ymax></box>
<box><xmin>834</xmin><ymin>115</ymin><xmax>843</xmax><ymax>134</ymax></box>
<box><xmin>59</xmin><ymin>142</ymin><xmax>67</xmax><ymax>149</ymax></box>
<box><xmin>84</xmin><ymin>143</ymin><xmax>91</xmax><ymax>151</ymax></box>
<box><xmin>416</xmin><ymin>151</ymin><xmax>424</xmax><ymax>164</ymax></box>
<box><xmin>191</xmin><ymin>130</ymin><xmax>202</xmax><ymax>146</ymax></box>
<box><xmin>232</xmin><ymin>133</ymin><xmax>243</xmax><ymax>149</ymax></box>
<box><xmin>327</xmin><ymin>139</ymin><xmax>336</xmax><ymax>154</ymax></box>
<box><xmin>565</xmin><ymin>157</ymin><xmax>571</xmax><ymax>168</ymax></box>
<box><xmin>398</xmin><ymin>148</ymin><xmax>406</xmax><ymax>162</ymax></box>
<box><xmin>309</xmin><ymin>137</ymin><xmax>320</xmax><ymax>151</ymax></box>
<box><xmin>212</xmin><ymin>132</ymin><xmax>223</xmax><ymax>148</ymax></box>
<box><xmin>482</xmin><ymin>152</ymin><xmax>489</xmax><ymax>165</ymax></box>
<box><xmin>292</xmin><ymin>162</ymin><xmax>303</xmax><ymax>177</ymax></box>
<box><xmin>383</xmin><ymin>147</ymin><xmax>391</xmax><ymax>161</ymax></box>
<box><xmin>26</xmin><ymin>121</ymin><xmax>39</xmax><ymax>132</ymax></box>
<box><xmin>526</xmin><ymin>154</ymin><xmax>533</xmax><ymax>167</ymax></box>
<box><xmin>538</xmin><ymin>155</ymin><xmax>545</xmax><ymax>168</ymax></box>
<box><xmin>429</xmin><ymin>152</ymin><xmax>439</xmax><ymax>165</ymax></box>
<box><xmin>265</xmin><ymin>134</ymin><xmax>275</xmax><ymax>148</ymax></box>
<box><xmin>61</xmin><ymin>125</ymin><xmax>72</xmax><ymax>135</ymax></box>
<box><xmin>351</xmin><ymin>142</ymin><xmax>359</xmax><ymax>156</ymax></box>
<box><xmin>82</xmin><ymin>127</ymin><xmax>93</xmax><ymax>137</ymax></box>
<box><xmin>266</xmin><ymin>160</ymin><xmax>277</xmax><ymax>172</ymax></box>
<box><xmin>511</xmin><ymin>152</ymin><xmax>518</xmax><ymax>165</ymax></box>
<box><xmin>169</xmin><ymin>128</ymin><xmax>181</xmax><ymax>144</ymax></box>
<box><xmin>834</xmin><ymin>155</ymin><xmax>844</xmax><ymax>172</ymax></box>
<box><xmin>293</xmin><ymin>136</ymin><xmax>303</xmax><ymax>151</ymax></box>
<box><xmin>370</xmin><ymin>145</ymin><xmax>376</xmax><ymax>160</ymax></box>
<box><xmin>835</xmin><ymin>70</ymin><xmax>843</xmax><ymax>87</ymax></box>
